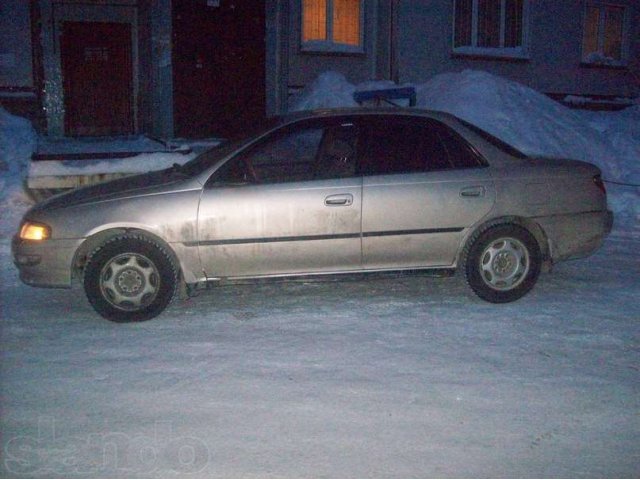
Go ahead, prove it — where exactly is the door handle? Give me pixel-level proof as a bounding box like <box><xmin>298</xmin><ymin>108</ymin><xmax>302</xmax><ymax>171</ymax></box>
<box><xmin>460</xmin><ymin>186</ymin><xmax>485</xmax><ymax>198</ymax></box>
<box><xmin>325</xmin><ymin>194</ymin><xmax>353</xmax><ymax>206</ymax></box>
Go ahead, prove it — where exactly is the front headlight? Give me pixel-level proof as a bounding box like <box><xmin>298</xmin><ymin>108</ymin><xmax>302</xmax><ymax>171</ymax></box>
<box><xmin>19</xmin><ymin>222</ymin><xmax>51</xmax><ymax>241</ymax></box>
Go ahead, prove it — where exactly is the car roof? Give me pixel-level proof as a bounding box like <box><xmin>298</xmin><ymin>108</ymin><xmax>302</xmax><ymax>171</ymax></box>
<box><xmin>275</xmin><ymin>107</ymin><xmax>461</xmax><ymax>126</ymax></box>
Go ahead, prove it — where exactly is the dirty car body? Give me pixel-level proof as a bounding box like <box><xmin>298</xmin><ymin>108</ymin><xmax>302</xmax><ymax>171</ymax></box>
<box><xmin>13</xmin><ymin>109</ymin><xmax>613</xmax><ymax>322</ymax></box>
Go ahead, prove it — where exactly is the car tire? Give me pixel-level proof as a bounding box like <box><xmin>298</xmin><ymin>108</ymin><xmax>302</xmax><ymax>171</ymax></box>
<box><xmin>83</xmin><ymin>234</ymin><xmax>178</xmax><ymax>322</ymax></box>
<box><xmin>465</xmin><ymin>224</ymin><xmax>541</xmax><ymax>303</ymax></box>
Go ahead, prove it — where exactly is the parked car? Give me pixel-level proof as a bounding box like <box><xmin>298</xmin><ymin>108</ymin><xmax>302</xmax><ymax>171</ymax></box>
<box><xmin>13</xmin><ymin>109</ymin><xmax>613</xmax><ymax>322</ymax></box>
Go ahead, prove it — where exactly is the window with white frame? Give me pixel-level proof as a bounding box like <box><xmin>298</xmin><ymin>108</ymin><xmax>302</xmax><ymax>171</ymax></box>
<box><xmin>453</xmin><ymin>0</ymin><xmax>528</xmax><ymax>58</ymax></box>
<box><xmin>582</xmin><ymin>3</ymin><xmax>627</xmax><ymax>66</ymax></box>
<box><xmin>301</xmin><ymin>0</ymin><xmax>363</xmax><ymax>53</ymax></box>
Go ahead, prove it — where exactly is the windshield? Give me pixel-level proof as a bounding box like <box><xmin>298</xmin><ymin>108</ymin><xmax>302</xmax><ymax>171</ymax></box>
<box><xmin>178</xmin><ymin>117</ymin><xmax>282</xmax><ymax>177</ymax></box>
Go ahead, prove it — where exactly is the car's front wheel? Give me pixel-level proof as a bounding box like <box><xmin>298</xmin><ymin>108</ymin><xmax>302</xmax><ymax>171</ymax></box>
<box><xmin>465</xmin><ymin>224</ymin><xmax>541</xmax><ymax>303</ymax></box>
<box><xmin>83</xmin><ymin>235</ymin><xmax>178</xmax><ymax>322</ymax></box>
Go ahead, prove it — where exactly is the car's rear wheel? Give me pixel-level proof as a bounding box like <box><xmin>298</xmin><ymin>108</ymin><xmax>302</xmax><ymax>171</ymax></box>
<box><xmin>465</xmin><ymin>224</ymin><xmax>541</xmax><ymax>303</ymax></box>
<box><xmin>83</xmin><ymin>235</ymin><xmax>178</xmax><ymax>322</ymax></box>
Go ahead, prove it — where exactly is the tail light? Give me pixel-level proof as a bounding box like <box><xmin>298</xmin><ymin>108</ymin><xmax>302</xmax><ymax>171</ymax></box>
<box><xmin>593</xmin><ymin>174</ymin><xmax>606</xmax><ymax>195</ymax></box>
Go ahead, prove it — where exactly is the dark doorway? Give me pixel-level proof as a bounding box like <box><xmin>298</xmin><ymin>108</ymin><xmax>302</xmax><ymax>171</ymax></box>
<box><xmin>173</xmin><ymin>0</ymin><xmax>266</xmax><ymax>138</ymax></box>
<box><xmin>61</xmin><ymin>22</ymin><xmax>134</xmax><ymax>136</ymax></box>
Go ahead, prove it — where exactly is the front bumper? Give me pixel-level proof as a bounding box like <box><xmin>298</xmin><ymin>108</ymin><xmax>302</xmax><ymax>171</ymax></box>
<box><xmin>12</xmin><ymin>235</ymin><xmax>83</xmax><ymax>288</ymax></box>
<box><xmin>537</xmin><ymin>209</ymin><xmax>613</xmax><ymax>262</ymax></box>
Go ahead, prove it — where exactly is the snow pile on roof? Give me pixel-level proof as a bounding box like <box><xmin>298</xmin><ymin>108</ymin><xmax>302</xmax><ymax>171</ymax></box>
<box><xmin>292</xmin><ymin>70</ymin><xmax>639</xmax><ymax>233</ymax></box>
<box><xmin>28</xmin><ymin>135</ymin><xmax>219</xmax><ymax>178</ymax></box>
<box><xmin>36</xmin><ymin>135</ymin><xmax>167</xmax><ymax>156</ymax></box>
<box><xmin>30</xmin><ymin>151</ymin><xmax>198</xmax><ymax>177</ymax></box>
<box><xmin>0</xmin><ymin>106</ymin><xmax>37</xmax><ymax>238</ymax></box>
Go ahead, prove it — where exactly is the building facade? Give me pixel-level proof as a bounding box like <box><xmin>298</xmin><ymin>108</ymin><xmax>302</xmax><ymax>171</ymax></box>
<box><xmin>1</xmin><ymin>0</ymin><xmax>638</xmax><ymax>139</ymax></box>
<box><xmin>281</xmin><ymin>0</ymin><xmax>639</xmax><ymax>108</ymax></box>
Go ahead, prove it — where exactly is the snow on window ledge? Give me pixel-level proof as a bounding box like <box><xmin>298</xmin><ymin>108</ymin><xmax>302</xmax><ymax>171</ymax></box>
<box><xmin>581</xmin><ymin>52</ymin><xmax>627</xmax><ymax>68</ymax></box>
<box><xmin>301</xmin><ymin>40</ymin><xmax>364</xmax><ymax>55</ymax></box>
<box><xmin>452</xmin><ymin>46</ymin><xmax>530</xmax><ymax>61</ymax></box>
<box><xmin>0</xmin><ymin>90</ymin><xmax>37</xmax><ymax>99</ymax></box>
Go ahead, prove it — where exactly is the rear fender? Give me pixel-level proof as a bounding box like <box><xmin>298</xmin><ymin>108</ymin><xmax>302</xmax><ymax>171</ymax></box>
<box><xmin>458</xmin><ymin>216</ymin><xmax>551</xmax><ymax>270</ymax></box>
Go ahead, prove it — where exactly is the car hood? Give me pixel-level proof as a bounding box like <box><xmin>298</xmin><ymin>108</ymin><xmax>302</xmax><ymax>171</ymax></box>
<box><xmin>31</xmin><ymin>169</ymin><xmax>200</xmax><ymax>212</ymax></box>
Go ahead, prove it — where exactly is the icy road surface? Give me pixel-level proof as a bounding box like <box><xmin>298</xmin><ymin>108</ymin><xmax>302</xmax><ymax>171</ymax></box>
<box><xmin>1</xmin><ymin>235</ymin><xmax>639</xmax><ymax>477</ymax></box>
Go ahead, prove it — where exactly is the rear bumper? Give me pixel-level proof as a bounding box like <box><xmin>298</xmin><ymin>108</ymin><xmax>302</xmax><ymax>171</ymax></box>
<box><xmin>12</xmin><ymin>236</ymin><xmax>82</xmax><ymax>288</ymax></box>
<box><xmin>537</xmin><ymin>210</ymin><xmax>613</xmax><ymax>262</ymax></box>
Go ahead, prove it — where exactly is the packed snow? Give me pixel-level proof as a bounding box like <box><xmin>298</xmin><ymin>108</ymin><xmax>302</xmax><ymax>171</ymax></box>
<box><xmin>1</xmin><ymin>71</ymin><xmax>639</xmax><ymax>476</ymax></box>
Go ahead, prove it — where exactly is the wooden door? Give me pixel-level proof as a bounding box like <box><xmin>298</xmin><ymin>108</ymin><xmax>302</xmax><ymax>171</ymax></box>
<box><xmin>173</xmin><ymin>0</ymin><xmax>266</xmax><ymax>138</ymax></box>
<box><xmin>61</xmin><ymin>22</ymin><xmax>134</xmax><ymax>136</ymax></box>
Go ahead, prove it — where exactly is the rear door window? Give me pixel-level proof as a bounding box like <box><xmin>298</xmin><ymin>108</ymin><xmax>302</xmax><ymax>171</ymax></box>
<box><xmin>358</xmin><ymin>118</ymin><xmax>451</xmax><ymax>175</ymax></box>
<box><xmin>358</xmin><ymin>116</ymin><xmax>485</xmax><ymax>175</ymax></box>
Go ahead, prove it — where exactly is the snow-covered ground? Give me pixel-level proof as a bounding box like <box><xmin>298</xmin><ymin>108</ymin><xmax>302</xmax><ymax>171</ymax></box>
<box><xmin>1</xmin><ymin>236</ymin><xmax>638</xmax><ymax>477</ymax></box>
<box><xmin>1</xmin><ymin>71</ymin><xmax>639</xmax><ymax>476</ymax></box>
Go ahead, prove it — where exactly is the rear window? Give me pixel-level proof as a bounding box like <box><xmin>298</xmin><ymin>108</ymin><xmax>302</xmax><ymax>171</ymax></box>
<box><xmin>436</xmin><ymin>124</ymin><xmax>486</xmax><ymax>169</ymax></box>
<box><xmin>456</xmin><ymin>118</ymin><xmax>528</xmax><ymax>159</ymax></box>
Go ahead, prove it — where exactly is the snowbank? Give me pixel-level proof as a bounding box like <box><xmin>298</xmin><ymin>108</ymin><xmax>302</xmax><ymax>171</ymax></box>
<box><xmin>29</xmin><ymin>151</ymin><xmax>198</xmax><ymax>177</ymax></box>
<box><xmin>292</xmin><ymin>71</ymin><xmax>358</xmax><ymax>111</ymax></box>
<box><xmin>0</xmin><ymin>106</ymin><xmax>37</xmax><ymax>238</ymax></box>
<box><xmin>416</xmin><ymin>72</ymin><xmax>619</xmax><ymax>177</ymax></box>
<box><xmin>30</xmin><ymin>136</ymin><xmax>219</xmax><ymax>176</ymax></box>
<box><xmin>37</xmin><ymin>135</ymin><xmax>166</xmax><ymax>155</ymax></box>
<box><xmin>292</xmin><ymin>70</ymin><xmax>639</xmax><ymax>234</ymax></box>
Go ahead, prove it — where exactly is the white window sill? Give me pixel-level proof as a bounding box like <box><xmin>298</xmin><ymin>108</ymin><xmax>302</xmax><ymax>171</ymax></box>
<box><xmin>580</xmin><ymin>61</ymin><xmax>628</xmax><ymax>70</ymax></box>
<box><xmin>581</xmin><ymin>53</ymin><xmax>627</xmax><ymax>68</ymax></box>
<box><xmin>452</xmin><ymin>46</ymin><xmax>530</xmax><ymax>61</ymax></box>
<box><xmin>301</xmin><ymin>41</ymin><xmax>364</xmax><ymax>55</ymax></box>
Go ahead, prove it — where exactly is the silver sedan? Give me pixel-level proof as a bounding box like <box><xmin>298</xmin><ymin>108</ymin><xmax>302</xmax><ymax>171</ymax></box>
<box><xmin>13</xmin><ymin>109</ymin><xmax>613</xmax><ymax>322</ymax></box>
